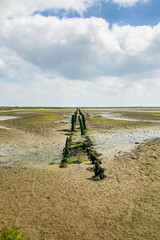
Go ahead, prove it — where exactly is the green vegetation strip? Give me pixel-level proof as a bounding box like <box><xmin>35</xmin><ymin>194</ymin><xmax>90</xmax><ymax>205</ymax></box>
<box><xmin>0</xmin><ymin>227</ymin><xmax>29</xmax><ymax>240</ymax></box>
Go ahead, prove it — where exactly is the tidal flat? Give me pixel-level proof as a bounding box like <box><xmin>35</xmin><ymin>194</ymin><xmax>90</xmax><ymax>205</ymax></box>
<box><xmin>0</xmin><ymin>107</ymin><xmax>160</xmax><ymax>240</ymax></box>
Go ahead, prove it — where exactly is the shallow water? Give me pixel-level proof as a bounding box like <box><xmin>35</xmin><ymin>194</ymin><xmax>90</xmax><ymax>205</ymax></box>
<box><xmin>101</xmin><ymin>113</ymin><xmax>139</xmax><ymax>122</ymax></box>
<box><xmin>100</xmin><ymin>113</ymin><xmax>160</xmax><ymax>123</ymax></box>
<box><xmin>0</xmin><ymin>125</ymin><xmax>11</xmax><ymax>130</ymax></box>
<box><xmin>92</xmin><ymin>129</ymin><xmax>160</xmax><ymax>153</ymax></box>
<box><xmin>0</xmin><ymin>116</ymin><xmax>18</xmax><ymax>121</ymax></box>
<box><xmin>0</xmin><ymin>116</ymin><xmax>18</xmax><ymax>129</ymax></box>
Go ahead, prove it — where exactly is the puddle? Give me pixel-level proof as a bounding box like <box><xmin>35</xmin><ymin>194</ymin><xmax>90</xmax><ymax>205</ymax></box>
<box><xmin>101</xmin><ymin>113</ymin><xmax>139</xmax><ymax>122</ymax></box>
<box><xmin>0</xmin><ymin>125</ymin><xmax>11</xmax><ymax>130</ymax></box>
<box><xmin>0</xmin><ymin>116</ymin><xmax>18</xmax><ymax>121</ymax></box>
<box><xmin>100</xmin><ymin>113</ymin><xmax>160</xmax><ymax>123</ymax></box>
<box><xmin>0</xmin><ymin>116</ymin><xmax>18</xmax><ymax>130</ymax></box>
<box><xmin>92</xmin><ymin>129</ymin><xmax>160</xmax><ymax>153</ymax></box>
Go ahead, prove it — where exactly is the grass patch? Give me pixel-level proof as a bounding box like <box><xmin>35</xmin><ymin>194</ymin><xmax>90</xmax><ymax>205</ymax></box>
<box><xmin>0</xmin><ymin>110</ymin><xmax>64</xmax><ymax>135</ymax></box>
<box><xmin>0</xmin><ymin>112</ymin><xmax>19</xmax><ymax>116</ymax></box>
<box><xmin>88</xmin><ymin>113</ymin><xmax>154</xmax><ymax>130</ymax></box>
<box><xmin>89</xmin><ymin>117</ymin><xmax>128</xmax><ymax>124</ymax></box>
<box><xmin>150</xmin><ymin>114</ymin><xmax>160</xmax><ymax>117</ymax></box>
<box><xmin>88</xmin><ymin>117</ymin><xmax>132</xmax><ymax>126</ymax></box>
<box><xmin>88</xmin><ymin>114</ymin><xmax>101</xmax><ymax>118</ymax></box>
<box><xmin>0</xmin><ymin>112</ymin><xmax>56</xmax><ymax>118</ymax></box>
<box><xmin>0</xmin><ymin>107</ymin><xmax>76</xmax><ymax>110</ymax></box>
<box><xmin>15</xmin><ymin>162</ymin><xmax>22</xmax><ymax>166</ymax></box>
<box><xmin>0</xmin><ymin>227</ymin><xmax>29</xmax><ymax>240</ymax></box>
<box><xmin>35</xmin><ymin>112</ymin><xmax>56</xmax><ymax>118</ymax></box>
<box><xmin>7</xmin><ymin>115</ymin><xmax>56</xmax><ymax>135</ymax></box>
<box><xmin>100</xmin><ymin>130</ymin><xmax>116</xmax><ymax>133</ymax></box>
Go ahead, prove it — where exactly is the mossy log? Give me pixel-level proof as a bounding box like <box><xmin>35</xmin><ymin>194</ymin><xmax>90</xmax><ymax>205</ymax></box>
<box><xmin>93</xmin><ymin>161</ymin><xmax>106</xmax><ymax>180</ymax></box>
<box><xmin>89</xmin><ymin>152</ymin><xmax>102</xmax><ymax>164</ymax></box>
<box><xmin>63</xmin><ymin>137</ymin><xmax>69</xmax><ymax>158</ymax></box>
<box><xmin>78</xmin><ymin>116</ymin><xmax>85</xmax><ymax>135</ymax></box>
<box><xmin>82</xmin><ymin>114</ymin><xmax>87</xmax><ymax>130</ymax></box>
<box><xmin>71</xmin><ymin>115</ymin><xmax>75</xmax><ymax>131</ymax></box>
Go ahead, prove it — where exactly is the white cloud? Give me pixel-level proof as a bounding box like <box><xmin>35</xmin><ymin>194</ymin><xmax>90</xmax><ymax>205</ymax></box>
<box><xmin>0</xmin><ymin>0</ymin><xmax>99</xmax><ymax>21</ymax></box>
<box><xmin>0</xmin><ymin>4</ymin><xmax>160</xmax><ymax>106</ymax></box>
<box><xmin>1</xmin><ymin>15</ymin><xmax>160</xmax><ymax>81</ymax></box>
<box><xmin>0</xmin><ymin>16</ymin><xmax>120</xmax><ymax>79</ymax></box>
<box><xmin>112</xmin><ymin>0</ymin><xmax>148</xmax><ymax>7</ymax></box>
<box><xmin>0</xmin><ymin>0</ymin><xmax>149</xmax><ymax>23</ymax></box>
<box><xmin>0</xmin><ymin>58</ymin><xmax>4</xmax><ymax>68</ymax></box>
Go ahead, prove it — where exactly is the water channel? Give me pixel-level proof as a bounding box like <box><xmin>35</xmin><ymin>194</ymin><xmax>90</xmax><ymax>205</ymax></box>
<box><xmin>0</xmin><ymin>116</ymin><xmax>18</xmax><ymax>130</ymax></box>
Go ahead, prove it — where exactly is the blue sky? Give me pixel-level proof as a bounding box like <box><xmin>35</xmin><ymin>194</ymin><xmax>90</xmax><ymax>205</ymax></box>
<box><xmin>37</xmin><ymin>0</ymin><xmax>160</xmax><ymax>27</ymax></box>
<box><xmin>0</xmin><ymin>0</ymin><xmax>160</xmax><ymax>106</ymax></box>
<box><xmin>86</xmin><ymin>0</ymin><xmax>160</xmax><ymax>27</ymax></box>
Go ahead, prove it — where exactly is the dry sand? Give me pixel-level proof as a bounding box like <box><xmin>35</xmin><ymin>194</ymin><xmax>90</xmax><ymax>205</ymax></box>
<box><xmin>0</xmin><ymin>139</ymin><xmax>160</xmax><ymax>240</ymax></box>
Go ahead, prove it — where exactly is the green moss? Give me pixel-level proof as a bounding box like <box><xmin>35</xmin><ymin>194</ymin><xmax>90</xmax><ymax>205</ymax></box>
<box><xmin>143</xmin><ymin>138</ymin><xmax>152</xmax><ymax>142</ymax></box>
<box><xmin>78</xmin><ymin>116</ymin><xmax>85</xmax><ymax>135</ymax></box>
<box><xmin>88</xmin><ymin>114</ymin><xmax>100</xmax><ymax>118</ymax></box>
<box><xmin>100</xmin><ymin>130</ymin><xmax>116</xmax><ymax>133</ymax></box>
<box><xmin>69</xmin><ymin>155</ymin><xmax>89</xmax><ymax>163</ymax></box>
<box><xmin>61</xmin><ymin>157</ymin><xmax>68</xmax><ymax>163</ymax></box>
<box><xmin>60</xmin><ymin>157</ymin><xmax>69</xmax><ymax>168</ymax></box>
<box><xmin>71</xmin><ymin>114</ymin><xmax>75</xmax><ymax>131</ymax></box>
<box><xmin>0</xmin><ymin>112</ymin><xmax>19</xmax><ymax>116</ymax></box>
<box><xmin>35</xmin><ymin>113</ymin><xmax>56</xmax><ymax>118</ymax></box>
<box><xmin>0</xmin><ymin>111</ymin><xmax>58</xmax><ymax>118</ymax></box>
<box><xmin>0</xmin><ymin>227</ymin><xmax>29</xmax><ymax>240</ymax></box>
<box><xmin>63</xmin><ymin>137</ymin><xmax>69</xmax><ymax>158</ymax></box>
<box><xmin>88</xmin><ymin>118</ymin><xmax>127</xmax><ymax>124</ymax></box>
<box><xmin>59</xmin><ymin>162</ymin><xmax>67</xmax><ymax>168</ymax></box>
<box><xmin>93</xmin><ymin>161</ymin><xmax>105</xmax><ymax>180</ymax></box>
<box><xmin>70</xmin><ymin>143</ymin><xmax>83</xmax><ymax>149</ymax></box>
<box><xmin>49</xmin><ymin>162</ymin><xmax>55</xmax><ymax>165</ymax></box>
<box><xmin>0</xmin><ymin>111</ymin><xmax>60</xmax><ymax>135</ymax></box>
<box><xmin>15</xmin><ymin>162</ymin><xmax>22</xmax><ymax>166</ymax></box>
<box><xmin>0</xmin><ymin>107</ymin><xmax>76</xmax><ymax>110</ymax></box>
<box><xmin>150</xmin><ymin>114</ymin><xmax>160</xmax><ymax>117</ymax></box>
<box><xmin>82</xmin><ymin>114</ymin><xmax>87</xmax><ymax>130</ymax></box>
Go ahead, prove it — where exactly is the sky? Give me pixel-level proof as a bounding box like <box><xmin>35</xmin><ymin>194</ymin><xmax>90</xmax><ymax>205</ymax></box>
<box><xmin>0</xmin><ymin>0</ymin><xmax>160</xmax><ymax>107</ymax></box>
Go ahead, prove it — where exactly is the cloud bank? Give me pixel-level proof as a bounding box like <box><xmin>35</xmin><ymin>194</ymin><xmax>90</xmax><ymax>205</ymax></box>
<box><xmin>0</xmin><ymin>0</ymin><xmax>159</xmax><ymax>106</ymax></box>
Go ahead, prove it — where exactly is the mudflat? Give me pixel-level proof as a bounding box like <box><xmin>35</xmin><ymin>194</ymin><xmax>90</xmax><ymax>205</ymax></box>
<box><xmin>0</xmin><ymin>107</ymin><xmax>160</xmax><ymax>240</ymax></box>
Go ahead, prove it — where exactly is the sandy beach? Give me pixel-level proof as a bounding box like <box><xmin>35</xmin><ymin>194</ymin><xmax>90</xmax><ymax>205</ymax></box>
<box><xmin>0</xmin><ymin>108</ymin><xmax>160</xmax><ymax>240</ymax></box>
